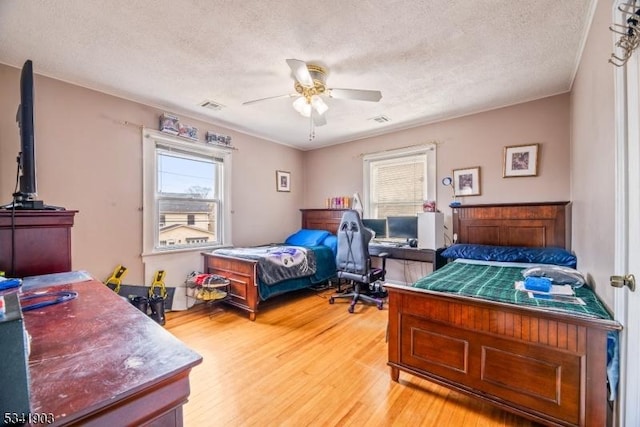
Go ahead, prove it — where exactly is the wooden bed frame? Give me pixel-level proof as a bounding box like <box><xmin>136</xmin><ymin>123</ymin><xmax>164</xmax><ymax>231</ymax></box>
<box><xmin>202</xmin><ymin>252</ymin><xmax>261</xmax><ymax>320</ymax></box>
<box><xmin>385</xmin><ymin>202</ymin><xmax>621</xmax><ymax>427</ymax></box>
<box><xmin>201</xmin><ymin>210</ymin><xmax>345</xmax><ymax>321</ymax></box>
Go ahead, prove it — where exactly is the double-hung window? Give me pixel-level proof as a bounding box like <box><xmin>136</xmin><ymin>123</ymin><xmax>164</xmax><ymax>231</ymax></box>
<box><xmin>143</xmin><ymin>129</ymin><xmax>232</xmax><ymax>254</ymax></box>
<box><xmin>363</xmin><ymin>145</ymin><xmax>436</xmax><ymax>218</ymax></box>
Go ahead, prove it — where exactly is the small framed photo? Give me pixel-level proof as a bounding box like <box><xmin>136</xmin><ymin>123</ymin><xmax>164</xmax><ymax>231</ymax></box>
<box><xmin>276</xmin><ymin>170</ymin><xmax>291</xmax><ymax>192</ymax></box>
<box><xmin>453</xmin><ymin>167</ymin><xmax>481</xmax><ymax>196</ymax></box>
<box><xmin>159</xmin><ymin>113</ymin><xmax>179</xmax><ymax>135</ymax></box>
<box><xmin>205</xmin><ymin>131</ymin><xmax>218</xmax><ymax>144</ymax></box>
<box><xmin>503</xmin><ymin>143</ymin><xmax>539</xmax><ymax>177</ymax></box>
<box><xmin>178</xmin><ymin>123</ymin><xmax>198</xmax><ymax>141</ymax></box>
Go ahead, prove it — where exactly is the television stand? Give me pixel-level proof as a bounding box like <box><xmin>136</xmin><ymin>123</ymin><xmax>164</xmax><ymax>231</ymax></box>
<box><xmin>0</xmin><ymin>209</ymin><xmax>77</xmax><ymax>277</ymax></box>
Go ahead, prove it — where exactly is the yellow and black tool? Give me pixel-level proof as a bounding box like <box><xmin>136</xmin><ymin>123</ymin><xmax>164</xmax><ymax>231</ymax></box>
<box><xmin>149</xmin><ymin>270</ymin><xmax>167</xmax><ymax>300</ymax></box>
<box><xmin>105</xmin><ymin>265</ymin><xmax>128</xmax><ymax>294</ymax></box>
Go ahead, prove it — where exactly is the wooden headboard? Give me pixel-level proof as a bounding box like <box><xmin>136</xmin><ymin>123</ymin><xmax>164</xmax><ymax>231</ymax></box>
<box><xmin>452</xmin><ymin>202</ymin><xmax>571</xmax><ymax>250</ymax></box>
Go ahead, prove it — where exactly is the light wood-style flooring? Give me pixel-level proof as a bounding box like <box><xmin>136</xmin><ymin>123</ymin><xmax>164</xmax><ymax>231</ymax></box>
<box><xmin>166</xmin><ymin>287</ymin><xmax>539</xmax><ymax>426</ymax></box>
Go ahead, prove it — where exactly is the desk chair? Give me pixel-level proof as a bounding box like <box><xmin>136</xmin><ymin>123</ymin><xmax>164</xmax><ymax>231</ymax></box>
<box><xmin>329</xmin><ymin>210</ymin><xmax>389</xmax><ymax>313</ymax></box>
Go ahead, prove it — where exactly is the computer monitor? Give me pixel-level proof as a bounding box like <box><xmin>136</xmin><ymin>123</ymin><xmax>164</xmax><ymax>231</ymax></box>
<box><xmin>387</xmin><ymin>216</ymin><xmax>418</xmax><ymax>240</ymax></box>
<box><xmin>362</xmin><ymin>218</ymin><xmax>387</xmax><ymax>238</ymax></box>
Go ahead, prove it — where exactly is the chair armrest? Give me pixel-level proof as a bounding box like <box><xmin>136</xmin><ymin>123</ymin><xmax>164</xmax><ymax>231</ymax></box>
<box><xmin>376</xmin><ymin>252</ymin><xmax>390</xmax><ymax>277</ymax></box>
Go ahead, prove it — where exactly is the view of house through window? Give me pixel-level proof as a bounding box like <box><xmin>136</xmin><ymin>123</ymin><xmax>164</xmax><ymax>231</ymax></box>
<box><xmin>156</xmin><ymin>148</ymin><xmax>221</xmax><ymax>249</ymax></box>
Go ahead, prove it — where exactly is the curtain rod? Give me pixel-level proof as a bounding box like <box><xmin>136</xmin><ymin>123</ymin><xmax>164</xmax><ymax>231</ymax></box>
<box><xmin>359</xmin><ymin>141</ymin><xmax>440</xmax><ymax>158</ymax></box>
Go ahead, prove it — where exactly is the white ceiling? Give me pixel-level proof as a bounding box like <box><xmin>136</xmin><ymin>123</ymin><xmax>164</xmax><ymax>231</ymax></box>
<box><xmin>0</xmin><ymin>0</ymin><xmax>595</xmax><ymax>150</ymax></box>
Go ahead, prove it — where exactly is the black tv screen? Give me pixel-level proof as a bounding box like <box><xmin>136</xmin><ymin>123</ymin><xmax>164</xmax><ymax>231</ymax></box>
<box><xmin>362</xmin><ymin>218</ymin><xmax>387</xmax><ymax>238</ymax></box>
<box><xmin>18</xmin><ymin>59</ymin><xmax>36</xmax><ymax>197</ymax></box>
<box><xmin>387</xmin><ymin>216</ymin><xmax>418</xmax><ymax>240</ymax></box>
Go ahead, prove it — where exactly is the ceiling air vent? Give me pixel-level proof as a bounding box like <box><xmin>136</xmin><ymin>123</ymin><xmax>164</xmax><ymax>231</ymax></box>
<box><xmin>200</xmin><ymin>100</ymin><xmax>225</xmax><ymax>111</ymax></box>
<box><xmin>370</xmin><ymin>115</ymin><xmax>391</xmax><ymax>123</ymax></box>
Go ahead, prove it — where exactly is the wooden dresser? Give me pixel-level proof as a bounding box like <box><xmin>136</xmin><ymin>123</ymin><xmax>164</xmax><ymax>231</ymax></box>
<box><xmin>0</xmin><ymin>209</ymin><xmax>76</xmax><ymax>277</ymax></box>
<box><xmin>300</xmin><ymin>209</ymin><xmax>347</xmax><ymax>235</ymax></box>
<box><xmin>24</xmin><ymin>276</ymin><xmax>202</xmax><ymax>426</ymax></box>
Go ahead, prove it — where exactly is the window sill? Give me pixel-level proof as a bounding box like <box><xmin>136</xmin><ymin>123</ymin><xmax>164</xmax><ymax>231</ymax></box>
<box><xmin>141</xmin><ymin>244</ymin><xmax>233</xmax><ymax>258</ymax></box>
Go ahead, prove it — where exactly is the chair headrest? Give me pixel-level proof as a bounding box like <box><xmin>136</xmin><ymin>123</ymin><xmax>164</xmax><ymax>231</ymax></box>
<box><xmin>339</xmin><ymin>210</ymin><xmax>362</xmax><ymax>229</ymax></box>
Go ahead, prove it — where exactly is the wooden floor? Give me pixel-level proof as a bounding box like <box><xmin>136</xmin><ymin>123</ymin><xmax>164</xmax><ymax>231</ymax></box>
<box><xmin>166</xmin><ymin>286</ymin><xmax>541</xmax><ymax>427</ymax></box>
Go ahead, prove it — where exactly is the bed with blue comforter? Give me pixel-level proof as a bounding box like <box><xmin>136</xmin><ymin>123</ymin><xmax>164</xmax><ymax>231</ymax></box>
<box><xmin>202</xmin><ymin>229</ymin><xmax>337</xmax><ymax>320</ymax></box>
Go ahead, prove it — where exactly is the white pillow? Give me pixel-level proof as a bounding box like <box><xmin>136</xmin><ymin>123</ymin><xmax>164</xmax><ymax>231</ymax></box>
<box><xmin>521</xmin><ymin>265</ymin><xmax>586</xmax><ymax>288</ymax></box>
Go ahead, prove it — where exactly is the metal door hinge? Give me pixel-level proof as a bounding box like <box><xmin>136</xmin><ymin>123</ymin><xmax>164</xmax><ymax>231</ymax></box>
<box><xmin>610</xmin><ymin>274</ymin><xmax>636</xmax><ymax>291</ymax></box>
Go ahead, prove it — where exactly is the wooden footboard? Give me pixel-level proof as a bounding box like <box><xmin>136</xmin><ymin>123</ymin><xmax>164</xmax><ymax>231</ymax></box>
<box><xmin>202</xmin><ymin>253</ymin><xmax>259</xmax><ymax>320</ymax></box>
<box><xmin>386</xmin><ymin>285</ymin><xmax>621</xmax><ymax>427</ymax></box>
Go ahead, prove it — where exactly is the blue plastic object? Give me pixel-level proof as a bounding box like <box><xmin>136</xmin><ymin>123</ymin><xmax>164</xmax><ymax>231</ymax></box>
<box><xmin>523</xmin><ymin>276</ymin><xmax>552</xmax><ymax>293</ymax></box>
<box><xmin>0</xmin><ymin>278</ymin><xmax>22</xmax><ymax>290</ymax></box>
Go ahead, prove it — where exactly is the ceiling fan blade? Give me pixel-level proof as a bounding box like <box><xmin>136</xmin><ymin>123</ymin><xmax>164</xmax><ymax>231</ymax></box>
<box><xmin>312</xmin><ymin>110</ymin><xmax>327</xmax><ymax>127</ymax></box>
<box><xmin>328</xmin><ymin>88</ymin><xmax>382</xmax><ymax>102</ymax></box>
<box><xmin>242</xmin><ymin>93</ymin><xmax>296</xmax><ymax>106</ymax></box>
<box><xmin>286</xmin><ymin>59</ymin><xmax>314</xmax><ymax>88</ymax></box>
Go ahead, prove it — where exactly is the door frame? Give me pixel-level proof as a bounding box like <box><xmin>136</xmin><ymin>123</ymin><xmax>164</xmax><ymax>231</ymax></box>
<box><xmin>613</xmin><ymin>2</ymin><xmax>640</xmax><ymax>424</ymax></box>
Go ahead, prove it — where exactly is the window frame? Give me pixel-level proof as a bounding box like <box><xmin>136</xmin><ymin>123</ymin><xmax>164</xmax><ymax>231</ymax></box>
<box><xmin>362</xmin><ymin>144</ymin><xmax>436</xmax><ymax>218</ymax></box>
<box><xmin>142</xmin><ymin>129</ymin><xmax>233</xmax><ymax>256</ymax></box>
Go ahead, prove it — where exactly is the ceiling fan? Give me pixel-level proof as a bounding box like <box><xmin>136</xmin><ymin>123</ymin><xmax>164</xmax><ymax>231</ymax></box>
<box><xmin>243</xmin><ymin>59</ymin><xmax>383</xmax><ymax>128</ymax></box>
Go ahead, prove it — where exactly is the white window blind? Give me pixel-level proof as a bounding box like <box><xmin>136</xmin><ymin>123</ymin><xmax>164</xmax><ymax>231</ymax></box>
<box><xmin>363</xmin><ymin>145</ymin><xmax>436</xmax><ymax>219</ymax></box>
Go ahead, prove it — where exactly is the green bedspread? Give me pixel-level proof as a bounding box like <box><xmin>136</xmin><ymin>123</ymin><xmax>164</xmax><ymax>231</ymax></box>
<box><xmin>412</xmin><ymin>261</ymin><xmax>613</xmax><ymax>320</ymax></box>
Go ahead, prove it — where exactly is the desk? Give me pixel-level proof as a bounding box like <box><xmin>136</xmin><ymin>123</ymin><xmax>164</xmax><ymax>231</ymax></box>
<box><xmin>369</xmin><ymin>243</ymin><xmax>434</xmax><ymax>263</ymax></box>
<box><xmin>23</xmin><ymin>274</ymin><xmax>202</xmax><ymax>426</ymax></box>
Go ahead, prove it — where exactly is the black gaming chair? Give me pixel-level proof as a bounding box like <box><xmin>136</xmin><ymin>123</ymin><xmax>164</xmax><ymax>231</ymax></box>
<box><xmin>329</xmin><ymin>210</ymin><xmax>389</xmax><ymax>313</ymax></box>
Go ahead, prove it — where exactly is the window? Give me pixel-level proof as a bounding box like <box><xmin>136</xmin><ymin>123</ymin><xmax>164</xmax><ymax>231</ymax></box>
<box><xmin>363</xmin><ymin>145</ymin><xmax>436</xmax><ymax>218</ymax></box>
<box><xmin>143</xmin><ymin>129</ymin><xmax>232</xmax><ymax>254</ymax></box>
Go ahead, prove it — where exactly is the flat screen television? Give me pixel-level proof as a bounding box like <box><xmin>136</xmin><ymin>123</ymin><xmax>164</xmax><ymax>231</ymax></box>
<box><xmin>18</xmin><ymin>60</ymin><xmax>37</xmax><ymax>198</ymax></box>
<box><xmin>3</xmin><ymin>60</ymin><xmax>55</xmax><ymax>210</ymax></box>
<box><xmin>387</xmin><ymin>216</ymin><xmax>418</xmax><ymax>240</ymax></box>
<box><xmin>362</xmin><ymin>218</ymin><xmax>387</xmax><ymax>238</ymax></box>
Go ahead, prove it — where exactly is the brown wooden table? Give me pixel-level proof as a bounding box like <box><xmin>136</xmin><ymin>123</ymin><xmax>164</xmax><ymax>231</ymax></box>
<box><xmin>22</xmin><ymin>275</ymin><xmax>202</xmax><ymax>426</ymax></box>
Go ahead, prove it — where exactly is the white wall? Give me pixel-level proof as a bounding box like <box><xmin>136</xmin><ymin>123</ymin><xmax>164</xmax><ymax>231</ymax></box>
<box><xmin>0</xmin><ymin>64</ymin><xmax>305</xmax><ymax>295</ymax></box>
<box><xmin>304</xmin><ymin>94</ymin><xmax>571</xmax><ymax>219</ymax></box>
<box><xmin>570</xmin><ymin>0</ymin><xmax>616</xmax><ymax>309</ymax></box>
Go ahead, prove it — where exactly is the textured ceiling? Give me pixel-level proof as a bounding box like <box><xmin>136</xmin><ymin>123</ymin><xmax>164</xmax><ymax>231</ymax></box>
<box><xmin>0</xmin><ymin>1</ymin><xmax>595</xmax><ymax>150</ymax></box>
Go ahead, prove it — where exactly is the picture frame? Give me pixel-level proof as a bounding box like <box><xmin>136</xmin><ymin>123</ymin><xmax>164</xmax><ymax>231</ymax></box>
<box><xmin>503</xmin><ymin>143</ymin><xmax>539</xmax><ymax>177</ymax></box>
<box><xmin>276</xmin><ymin>170</ymin><xmax>291</xmax><ymax>192</ymax></box>
<box><xmin>159</xmin><ymin>113</ymin><xmax>179</xmax><ymax>135</ymax></box>
<box><xmin>453</xmin><ymin>167</ymin><xmax>481</xmax><ymax>196</ymax></box>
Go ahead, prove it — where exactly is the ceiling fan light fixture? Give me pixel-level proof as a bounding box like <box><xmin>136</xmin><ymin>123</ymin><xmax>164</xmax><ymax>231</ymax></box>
<box><xmin>292</xmin><ymin>96</ymin><xmax>307</xmax><ymax>113</ymax></box>
<box><xmin>243</xmin><ymin>59</ymin><xmax>382</xmax><ymax>140</ymax></box>
<box><xmin>310</xmin><ymin>95</ymin><xmax>328</xmax><ymax>115</ymax></box>
<box><xmin>300</xmin><ymin>103</ymin><xmax>312</xmax><ymax>117</ymax></box>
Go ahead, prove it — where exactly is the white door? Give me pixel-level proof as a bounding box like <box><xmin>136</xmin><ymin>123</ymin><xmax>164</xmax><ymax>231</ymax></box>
<box><xmin>613</xmin><ymin>13</ymin><xmax>640</xmax><ymax>424</ymax></box>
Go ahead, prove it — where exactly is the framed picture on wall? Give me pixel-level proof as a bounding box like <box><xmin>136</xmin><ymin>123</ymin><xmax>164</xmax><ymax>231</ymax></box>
<box><xmin>503</xmin><ymin>143</ymin><xmax>539</xmax><ymax>177</ymax></box>
<box><xmin>276</xmin><ymin>170</ymin><xmax>291</xmax><ymax>192</ymax></box>
<box><xmin>453</xmin><ymin>167</ymin><xmax>481</xmax><ymax>196</ymax></box>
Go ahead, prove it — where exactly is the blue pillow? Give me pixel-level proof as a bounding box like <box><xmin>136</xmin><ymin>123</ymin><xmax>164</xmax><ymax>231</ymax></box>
<box><xmin>320</xmin><ymin>234</ymin><xmax>338</xmax><ymax>256</ymax></box>
<box><xmin>440</xmin><ymin>244</ymin><xmax>577</xmax><ymax>268</ymax></box>
<box><xmin>285</xmin><ymin>229</ymin><xmax>331</xmax><ymax>246</ymax></box>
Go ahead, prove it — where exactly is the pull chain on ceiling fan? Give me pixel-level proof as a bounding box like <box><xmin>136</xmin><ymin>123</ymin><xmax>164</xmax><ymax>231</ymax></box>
<box><xmin>243</xmin><ymin>59</ymin><xmax>382</xmax><ymax>140</ymax></box>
